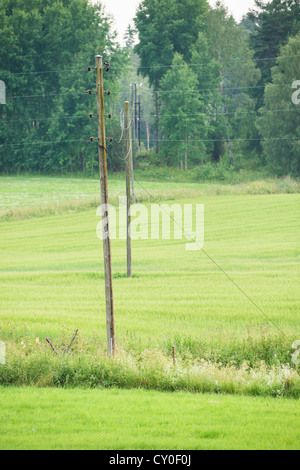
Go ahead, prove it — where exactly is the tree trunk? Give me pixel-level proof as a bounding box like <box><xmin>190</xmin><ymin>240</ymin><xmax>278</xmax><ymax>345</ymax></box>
<box><xmin>223</xmin><ymin>101</ymin><xmax>234</xmax><ymax>165</ymax></box>
<box><xmin>220</xmin><ymin>80</ymin><xmax>234</xmax><ymax>165</ymax></box>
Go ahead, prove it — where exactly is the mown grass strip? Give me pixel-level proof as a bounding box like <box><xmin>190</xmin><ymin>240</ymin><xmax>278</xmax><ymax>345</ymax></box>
<box><xmin>0</xmin><ymin>387</ymin><xmax>299</xmax><ymax>449</ymax></box>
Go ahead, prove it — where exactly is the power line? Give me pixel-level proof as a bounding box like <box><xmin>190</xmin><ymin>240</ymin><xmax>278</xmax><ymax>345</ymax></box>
<box><xmin>144</xmin><ymin>108</ymin><xmax>300</xmax><ymax>119</ymax></box>
<box><xmin>115</xmin><ymin>117</ymin><xmax>132</xmax><ymax>144</ymax></box>
<box><xmin>0</xmin><ymin>115</ymin><xmax>96</xmax><ymax>125</ymax></box>
<box><xmin>5</xmin><ymin>88</ymin><xmax>115</xmax><ymax>101</ymax></box>
<box><xmin>1</xmin><ymin>52</ymin><xmax>299</xmax><ymax>78</ymax></box>
<box><xmin>128</xmin><ymin>54</ymin><xmax>300</xmax><ymax>70</ymax></box>
<box><xmin>0</xmin><ymin>135</ymin><xmax>298</xmax><ymax>149</ymax></box>
<box><xmin>0</xmin><ymin>139</ymin><xmax>85</xmax><ymax>148</ymax></box>
<box><xmin>1</xmin><ymin>79</ymin><xmax>296</xmax><ymax>103</ymax></box>
<box><xmin>86</xmin><ymin>82</ymin><xmax>296</xmax><ymax>98</ymax></box>
<box><xmin>156</xmin><ymin>83</ymin><xmax>296</xmax><ymax>95</ymax></box>
<box><xmin>1</xmin><ymin>106</ymin><xmax>297</xmax><ymax>127</ymax></box>
<box><xmin>151</xmin><ymin>136</ymin><xmax>299</xmax><ymax>143</ymax></box>
<box><xmin>7</xmin><ymin>91</ymin><xmax>89</xmax><ymax>100</ymax></box>
<box><xmin>0</xmin><ymin>67</ymin><xmax>92</xmax><ymax>77</ymax></box>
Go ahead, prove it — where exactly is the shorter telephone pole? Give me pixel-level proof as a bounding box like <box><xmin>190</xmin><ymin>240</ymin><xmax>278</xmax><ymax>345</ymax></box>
<box><xmin>96</xmin><ymin>55</ymin><xmax>115</xmax><ymax>355</ymax></box>
<box><xmin>130</xmin><ymin>83</ymin><xmax>137</xmax><ymax>166</ymax></box>
<box><xmin>185</xmin><ymin>122</ymin><xmax>188</xmax><ymax>171</ymax></box>
<box><xmin>125</xmin><ymin>101</ymin><xmax>132</xmax><ymax>278</ymax></box>
<box><xmin>138</xmin><ymin>95</ymin><xmax>141</xmax><ymax>152</ymax></box>
<box><xmin>130</xmin><ymin>136</ymin><xmax>136</xmax><ymax>204</ymax></box>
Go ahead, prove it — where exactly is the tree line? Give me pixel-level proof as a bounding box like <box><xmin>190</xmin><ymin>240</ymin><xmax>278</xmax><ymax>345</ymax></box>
<box><xmin>0</xmin><ymin>0</ymin><xmax>299</xmax><ymax>176</ymax></box>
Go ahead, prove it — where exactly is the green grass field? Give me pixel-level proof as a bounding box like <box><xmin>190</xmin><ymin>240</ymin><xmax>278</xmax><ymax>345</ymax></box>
<box><xmin>0</xmin><ymin>387</ymin><xmax>299</xmax><ymax>450</ymax></box>
<box><xmin>1</xmin><ymin>186</ymin><xmax>299</xmax><ymax>343</ymax></box>
<box><xmin>0</xmin><ymin>174</ymin><xmax>299</xmax><ymax>449</ymax></box>
<box><xmin>1</xmin><ymin>173</ymin><xmax>299</xmax><ymax>222</ymax></box>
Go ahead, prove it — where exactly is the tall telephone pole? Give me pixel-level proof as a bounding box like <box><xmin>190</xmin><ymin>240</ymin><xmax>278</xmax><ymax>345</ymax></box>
<box><xmin>95</xmin><ymin>55</ymin><xmax>115</xmax><ymax>356</ymax></box>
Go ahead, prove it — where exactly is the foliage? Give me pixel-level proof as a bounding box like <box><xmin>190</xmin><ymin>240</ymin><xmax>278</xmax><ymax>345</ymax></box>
<box><xmin>1</xmin><ymin>0</ymin><xmax>300</xmax><ymax>176</ymax></box>
<box><xmin>248</xmin><ymin>0</ymin><xmax>300</xmax><ymax>107</ymax></box>
<box><xmin>134</xmin><ymin>0</ymin><xmax>208</xmax><ymax>89</ymax></box>
<box><xmin>134</xmin><ymin>0</ymin><xmax>207</xmax><ymax>154</ymax></box>
<box><xmin>257</xmin><ymin>32</ymin><xmax>300</xmax><ymax>176</ymax></box>
<box><xmin>203</xmin><ymin>4</ymin><xmax>261</xmax><ymax>162</ymax></box>
<box><xmin>134</xmin><ymin>2</ymin><xmax>261</xmax><ymax>166</ymax></box>
<box><xmin>158</xmin><ymin>53</ymin><xmax>205</xmax><ymax>166</ymax></box>
<box><xmin>0</xmin><ymin>0</ymin><xmax>127</xmax><ymax>173</ymax></box>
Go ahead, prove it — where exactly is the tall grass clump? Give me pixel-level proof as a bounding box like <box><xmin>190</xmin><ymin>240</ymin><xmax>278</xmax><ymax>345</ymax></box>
<box><xmin>163</xmin><ymin>325</ymin><xmax>293</xmax><ymax>367</ymax></box>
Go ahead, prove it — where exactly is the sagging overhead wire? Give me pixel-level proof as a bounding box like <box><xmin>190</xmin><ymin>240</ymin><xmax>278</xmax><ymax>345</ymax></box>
<box><xmin>0</xmin><ymin>65</ymin><xmax>94</xmax><ymax>77</ymax></box>
<box><xmin>1</xmin><ymin>114</ymin><xmax>97</xmax><ymax>125</ymax></box>
<box><xmin>1</xmin><ymin>52</ymin><xmax>299</xmax><ymax>78</ymax></box>
<box><xmin>0</xmin><ymin>139</ymin><xmax>86</xmax><ymax>148</ymax></box>
<box><xmin>132</xmin><ymin>176</ymin><xmax>289</xmax><ymax>340</ymax></box>
<box><xmin>156</xmin><ymin>83</ymin><xmax>297</xmax><ymax>95</ymax></box>
<box><xmin>7</xmin><ymin>91</ymin><xmax>91</xmax><ymax>100</ymax></box>
<box><xmin>0</xmin><ymin>134</ymin><xmax>298</xmax><ymax>149</ymax></box>
<box><xmin>148</xmin><ymin>136</ymin><xmax>300</xmax><ymax>143</ymax></box>
<box><xmin>143</xmin><ymin>108</ymin><xmax>300</xmax><ymax>120</ymax></box>
<box><xmin>129</xmin><ymin>53</ymin><xmax>300</xmax><ymax>70</ymax></box>
<box><xmin>1</xmin><ymin>77</ymin><xmax>295</xmax><ymax>104</ymax></box>
<box><xmin>0</xmin><ymin>105</ymin><xmax>298</xmax><ymax>128</ymax></box>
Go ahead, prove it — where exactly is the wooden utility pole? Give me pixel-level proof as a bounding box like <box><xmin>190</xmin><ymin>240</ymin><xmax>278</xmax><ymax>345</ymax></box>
<box><xmin>134</xmin><ymin>84</ymin><xmax>138</xmax><ymax>146</ymax></box>
<box><xmin>138</xmin><ymin>95</ymin><xmax>141</xmax><ymax>152</ymax></box>
<box><xmin>130</xmin><ymin>84</ymin><xmax>136</xmax><ymax>203</ymax></box>
<box><xmin>125</xmin><ymin>101</ymin><xmax>132</xmax><ymax>278</ymax></box>
<box><xmin>130</xmin><ymin>145</ymin><xmax>136</xmax><ymax>204</ymax></box>
<box><xmin>95</xmin><ymin>55</ymin><xmax>115</xmax><ymax>355</ymax></box>
<box><xmin>131</xmin><ymin>83</ymin><xmax>137</xmax><ymax>165</ymax></box>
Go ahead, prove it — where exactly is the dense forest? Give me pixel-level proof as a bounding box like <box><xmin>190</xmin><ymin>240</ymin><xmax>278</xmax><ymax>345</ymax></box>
<box><xmin>0</xmin><ymin>0</ymin><xmax>299</xmax><ymax>176</ymax></box>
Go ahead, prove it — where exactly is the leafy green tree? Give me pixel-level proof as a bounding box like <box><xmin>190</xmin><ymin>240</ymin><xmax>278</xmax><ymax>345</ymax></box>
<box><xmin>124</xmin><ymin>25</ymin><xmax>137</xmax><ymax>49</ymax></box>
<box><xmin>0</xmin><ymin>0</ymin><xmax>127</xmax><ymax>173</ymax></box>
<box><xmin>158</xmin><ymin>53</ymin><xmax>205</xmax><ymax>168</ymax></box>
<box><xmin>190</xmin><ymin>31</ymin><xmax>223</xmax><ymax>162</ymax></box>
<box><xmin>204</xmin><ymin>3</ymin><xmax>261</xmax><ymax>163</ymax></box>
<box><xmin>134</xmin><ymin>0</ymin><xmax>207</xmax><ymax>87</ymax></box>
<box><xmin>45</xmin><ymin>4</ymin><xmax>127</xmax><ymax>174</ymax></box>
<box><xmin>134</xmin><ymin>0</ymin><xmax>208</xmax><ymax>152</ymax></box>
<box><xmin>117</xmin><ymin>50</ymin><xmax>155</xmax><ymax>159</ymax></box>
<box><xmin>248</xmin><ymin>0</ymin><xmax>300</xmax><ymax>107</ymax></box>
<box><xmin>256</xmin><ymin>32</ymin><xmax>300</xmax><ymax>176</ymax></box>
